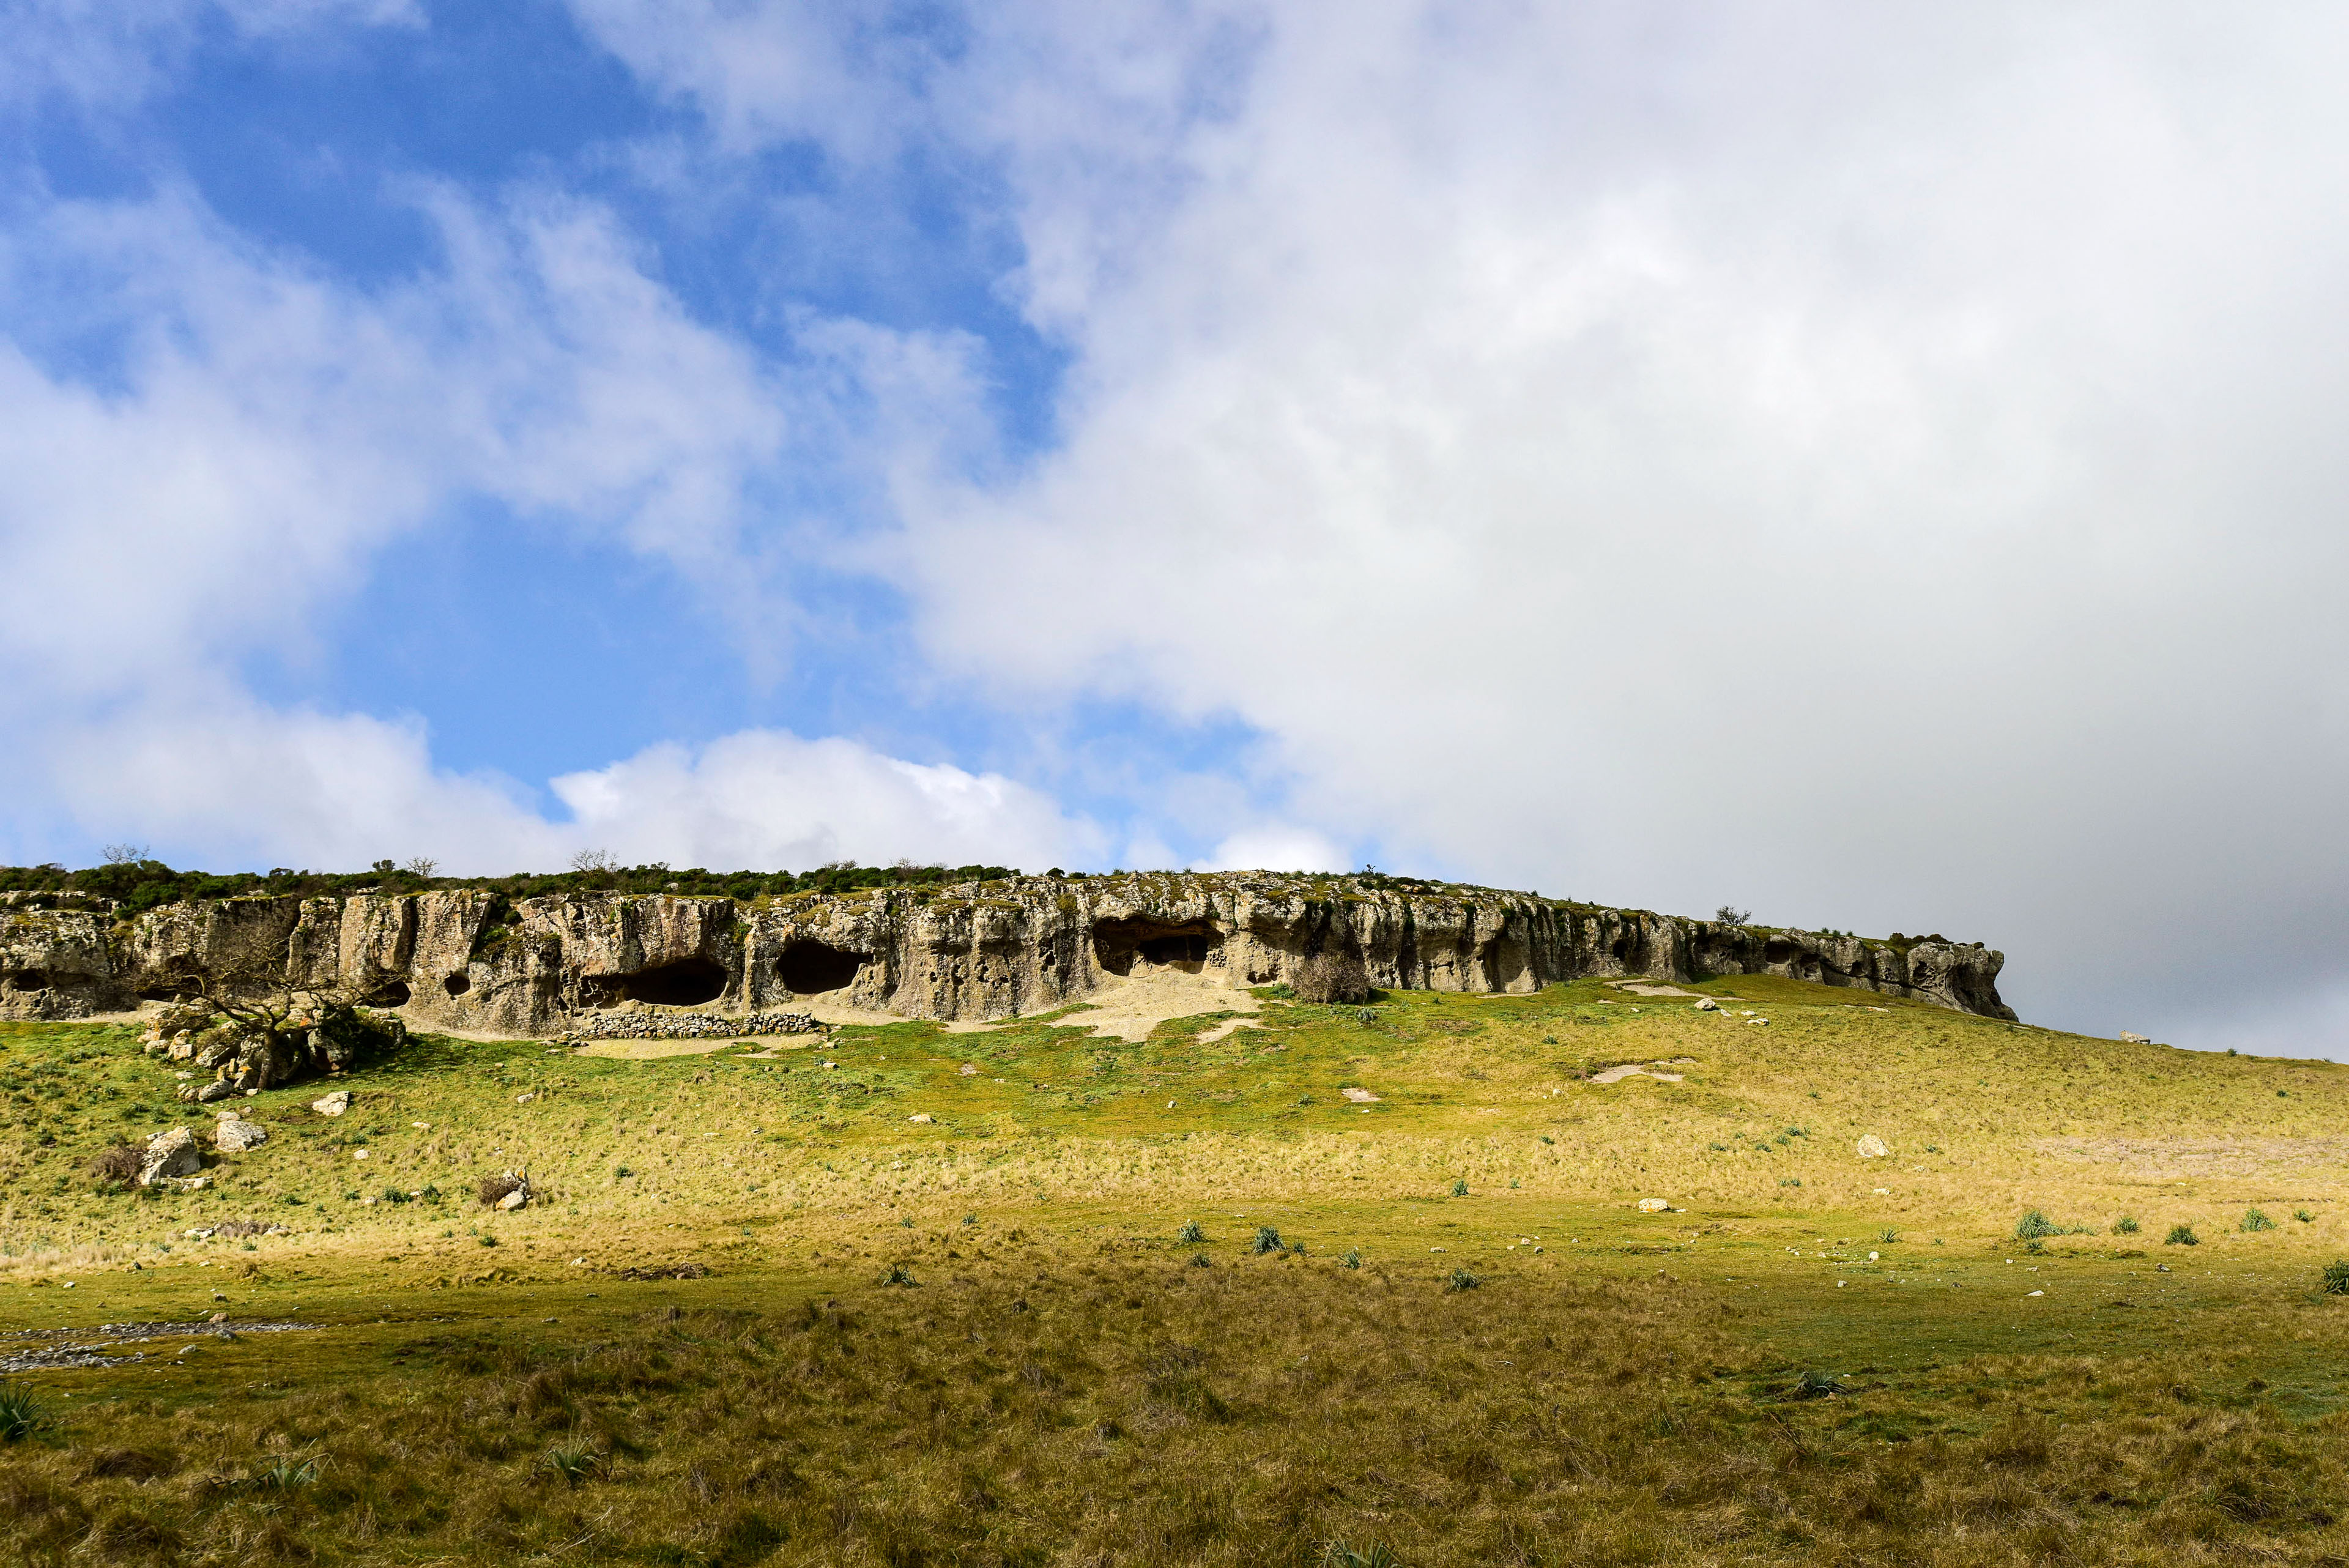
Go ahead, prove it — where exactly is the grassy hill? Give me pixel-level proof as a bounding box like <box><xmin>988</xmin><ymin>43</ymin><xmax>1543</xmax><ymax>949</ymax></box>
<box><xmin>6</xmin><ymin>978</ymin><xmax>2349</xmax><ymax>1564</ymax></box>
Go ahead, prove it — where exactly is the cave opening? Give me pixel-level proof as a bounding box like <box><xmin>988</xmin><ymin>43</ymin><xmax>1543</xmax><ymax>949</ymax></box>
<box><xmin>612</xmin><ymin>958</ymin><xmax>732</xmax><ymax>1007</ymax></box>
<box><xmin>442</xmin><ymin>972</ymin><xmax>472</xmax><ymax>998</ymax></box>
<box><xmin>776</xmin><ymin>943</ymin><xmax>863</xmax><ymax>996</ymax></box>
<box><xmin>1093</xmin><ymin>918</ymin><xmax>1222</xmax><ymax>976</ymax></box>
<box><xmin>368</xmin><ymin>980</ymin><xmax>412</xmax><ymax>1006</ymax></box>
<box><xmin>4</xmin><ymin>970</ymin><xmax>48</xmax><ymax>991</ymax></box>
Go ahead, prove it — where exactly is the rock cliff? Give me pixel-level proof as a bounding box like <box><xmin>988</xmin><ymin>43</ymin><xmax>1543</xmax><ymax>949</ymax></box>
<box><xmin>0</xmin><ymin>874</ymin><xmax>2016</xmax><ymax>1032</ymax></box>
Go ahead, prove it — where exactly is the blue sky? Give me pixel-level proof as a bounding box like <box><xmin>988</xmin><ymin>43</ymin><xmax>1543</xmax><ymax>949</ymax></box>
<box><xmin>5</xmin><ymin>1</ymin><xmax>2349</xmax><ymax>1054</ymax></box>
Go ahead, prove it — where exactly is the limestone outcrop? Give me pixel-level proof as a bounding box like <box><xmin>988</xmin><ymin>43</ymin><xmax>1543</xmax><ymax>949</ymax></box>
<box><xmin>0</xmin><ymin>872</ymin><xmax>2016</xmax><ymax>1033</ymax></box>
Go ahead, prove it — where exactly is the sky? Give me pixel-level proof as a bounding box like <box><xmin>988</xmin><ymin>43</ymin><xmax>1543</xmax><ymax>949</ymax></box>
<box><xmin>2</xmin><ymin>1</ymin><xmax>2345</xmax><ymax>1055</ymax></box>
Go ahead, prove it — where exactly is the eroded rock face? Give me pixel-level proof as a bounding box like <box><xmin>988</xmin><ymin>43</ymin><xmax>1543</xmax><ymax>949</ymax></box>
<box><xmin>0</xmin><ymin>874</ymin><xmax>2016</xmax><ymax>1033</ymax></box>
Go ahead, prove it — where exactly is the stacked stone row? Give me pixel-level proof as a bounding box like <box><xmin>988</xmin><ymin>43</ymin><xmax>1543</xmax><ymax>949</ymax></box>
<box><xmin>554</xmin><ymin>1009</ymin><xmax>822</xmax><ymax>1042</ymax></box>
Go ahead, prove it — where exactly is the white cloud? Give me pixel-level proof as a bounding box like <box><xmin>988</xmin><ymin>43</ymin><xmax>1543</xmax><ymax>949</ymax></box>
<box><xmin>32</xmin><ymin>692</ymin><xmax>1095</xmax><ymax>876</ymax></box>
<box><xmin>550</xmin><ymin>729</ymin><xmax>1100</xmax><ymax>872</ymax></box>
<box><xmin>573</xmin><ymin>3</ymin><xmax>2349</xmax><ymax>1046</ymax></box>
<box><xmin>1189</xmin><ymin>826</ymin><xmax>1349</xmax><ymax>875</ymax></box>
<box><xmin>0</xmin><ymin>0</ymin><xmax>420</xmax><ymax>113</ymax></box>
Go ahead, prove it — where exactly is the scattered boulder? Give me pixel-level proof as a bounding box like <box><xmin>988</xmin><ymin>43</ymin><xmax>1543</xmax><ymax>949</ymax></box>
<box><xmin>213</xmin><ymin>1116</ymin><xmax>269</xmax><ymax>1153</ymax></box>
<box><xmin>1637</xmin><ymin>1197</ymin><xmax>1672</xmax><ymax>1213</ymax></box>
<box><xmin>179</xmin><ymin>1079</ymin><xmax>236</xmax><ymax>1104</ymax></box>
<box><xmin>2120</xmin><ymin>1031</ymin><xmax>2152</xmax><ymax>1044</ymax></box>
<box><xmin>959</xmin><ymin>1063</ymin><xmax>979</xmax><ymax>1076</ymax></box>
<box><xmin>907</xmin><ymin>1113</ymin><xmax>935</xmax><ymax>1124</ymax></box>
<box><xmin>1855</xmin><ymin>1134</ymin><xmax>1890</xmax><ymax>1159</ymax></box>
<box><xmin>1693</xmin><ymin>997</ymin><xmax>1720</xmax><ymax>1012</ymax></box>
<box><xmin>310</xmin><ymin>1090</ymin><xmax>351</xmax><ymax>1117</ymax></box>
<box><xmin>1341</xmin><ymin>1087</ymin><xmax>1381</xmax><ymax>1103</ymax></box>
<box><xmin>479</xmin><ymin>1170</ymin><xmax>531</xmax><ymax>1209</ymax></box>
<box><xmin>138</xmin><ymin>1128</ymin><xmax>203</xmax><ymax>1187</ymax></box>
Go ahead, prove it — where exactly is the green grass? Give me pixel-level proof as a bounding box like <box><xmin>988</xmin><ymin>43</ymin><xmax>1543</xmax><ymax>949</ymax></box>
<box><xmin>11</xmin><ymin>979</ymin><xmax>2349</xmax><ymax>1563</ymax></box>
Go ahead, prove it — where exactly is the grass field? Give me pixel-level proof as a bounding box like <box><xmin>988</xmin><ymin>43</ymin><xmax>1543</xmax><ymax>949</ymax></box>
<box><xmin>8</xmin><ymin>976</ymin><xmax>2349</xmax><ymax>1564</ymax></box>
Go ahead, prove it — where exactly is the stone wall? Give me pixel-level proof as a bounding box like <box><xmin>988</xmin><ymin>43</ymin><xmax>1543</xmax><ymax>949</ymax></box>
<box><xmin>0</xmin><ymin>874</ymin><xmax>2015</xmax><ymax>1031</ymax></box>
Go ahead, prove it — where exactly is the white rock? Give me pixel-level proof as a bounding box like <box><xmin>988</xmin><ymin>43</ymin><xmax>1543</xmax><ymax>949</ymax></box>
<box><xmin>213</xmin><ymin>1117</ymin><xmax>269</xmax><ymax>1153</ymax></box>
<box><xmin>959</xmin><ymin>1063</ymin><xmax>979</xmax><ymax>1076</ymax></box>
<box><xmin>1341</xmin><ymin>1087</ymin><xmax>1381</xmax><ymax>1103</ymax></box>
<box><xmin>2120</xmin><ymin>1031</ymin><xmax>2151</xmax><ymax>1044</ymax></box>
<box><xmin>310</xmin><ymin>1090</ymin><xmax>351</xmax><ymax>1116</ymax></box>
<box><xmin>497</xmin><ymin>1187</ymin><xmax>529</xmax><ymax>1211</ymax></box>
<box><xmin>138</xmin><ymin>1127</ymin><xmax>203</xmax><ymax>1186</ymax></box>
<box><xmin>907</xmin><ymin>1113</ymin><xmax>935</xmax><ymax>1124</ymax></box>
<box><xmin>2027</xmin><ymin>1289</ymin><xmax>2044</xmax><ymax>1297</ymax></box>
<box><xmin>1637</xmin><ymin>1197</ymin><xmax>1671</xmax><ymax>1213</ymax></box>
<box><xmin>1856</xmin><ymin>1135</ymin><xmax>1890</xmax><ymax>1159</ymax></box>
<box><xmin>515</xmin><ymin>1093</ymin><xmax>535</xmax><ymax>1104</ymax></box>
<box><xmin>354</xmin><ymin>1148</ymin><xmax>368</xmax><ymax>1159</ymax></box>
<box><xmin>1694</xmin><ymin>997</ymin><xmax>1720</xmax><ymax>1011</ymax></box>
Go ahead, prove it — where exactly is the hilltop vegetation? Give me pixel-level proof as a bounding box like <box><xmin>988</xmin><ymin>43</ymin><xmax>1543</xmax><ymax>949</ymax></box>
<box><xmin>5</xmin><ymin>976</ymin><xmax>2349</xmax><ymax>1564</ymax></box>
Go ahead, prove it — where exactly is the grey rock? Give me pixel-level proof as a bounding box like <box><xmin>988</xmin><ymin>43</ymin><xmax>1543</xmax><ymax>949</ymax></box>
<box><xmin>1855</xmin><ymin>1134</ymin><xmax>1890</xmax><ymax>1159</ymax></box>
<box><xmin>2120</xmin><ymin>1031</ymin><xmax>2152</xmax><ymax>1044</ymax></box>
<box><xmin>214</xmin><ymin>1117</ymin><xmax>269</xmax><ymax>1153</ymax></box>
<box><xmin>310</xmin><ymin>1090</ymin><xmax>351</xmax><ymax>1116</ymax></box>
<box><xmin>138</xmin><ymin>1127</ymin><xmax>202</xmax><ymax>1186</ymax></box>
<box><xmin>497</xmin><ymin>1187</ymin><xmax>529</xmax><ymax>1211</ymax></box>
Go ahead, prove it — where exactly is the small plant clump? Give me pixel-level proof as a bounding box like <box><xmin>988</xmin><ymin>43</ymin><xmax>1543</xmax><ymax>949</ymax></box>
<box><xmin>0</xmin><ymin>1385</ymin><xmax>52</xmax><ymax>1442</ymax></box>
<box><xmin>2298</xmin><ymin>1209</ymin><xmax>2316</xmax><ymax>1224</ymax></box>
<box><xmin>2323</xmin><ymin>1261</ymin><xmax>2349</xmax><ymax>1296</ymax></box>
<box><xmin>2243</xmin><ymin>1208</ymin><xmax>2277</xmax><ymax>1233</ymax></box>
<box><xmin>2016</xmin><ymin>1209</ymin><xmax>2063</xmax><ymax>1240</ymax></box>
<box><xmin>2167</xmin><ymin>1224</ymin><xmax>2200</xmax><ymax>1247</ymax></box>
<box><xmin>1176</xmin><ymin>1219</ymin><xmax>1206</xmax><ymax>1244</ymax></box>
<box><xmin>1342</xmin><ymin>1248</ymin><xmax>1362</xmax><ymax>1269</ymax></box>
<box><xmin>1444</xmin><ymin>1268</ymin><xmax>1482</xmax><ymax>1292</ymax></box>
<box><xmin>882</xmin><ymin>1263</ymin><xmax>919</xmax><ymax>1288</ymax></box>
<box><xmin>1450</xmin><ymin>1178</ymin><xmax>1469</xmax><ymax>1197</ymax></box>
<box><xmin>542</xmin><ymin>1444</ymin><xmax>601</xmax><ymax>1488</ymax></box>
<box><xmin>1252</xmin><ymin>1225</ymin><xmax>1285</xmax><ymax>1255</ymax></box>
<box><xmin>1877</xmin><ymin>1228</ymin><xmax>1899</xmax><ymax>1244</ymax></box>
<box><xmin>1791</xmin><ymin>1370</ymin><xmax>1849</xmax><ymax>1400</ymax></box>
<box><xmin>2114</xmin><ymin>1216</ymin><xmax>2141</xmax><ymax>1235</ymax></box>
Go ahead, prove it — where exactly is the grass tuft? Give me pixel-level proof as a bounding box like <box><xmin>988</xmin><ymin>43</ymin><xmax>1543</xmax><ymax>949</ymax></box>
<box><xmin>0</xmin><ymin>1385</ymin><xmax>51</xmax><ymax>1442</ymax></box>
<box><xmin>1444</xmin><ymin>1267</ymin><xmax>1481</xmax><ymax>1292</ymax></box>
<box><xmin>2244</xmin><ymin>1208</ymin><xmax>2277</xmax><ymax>1233</ymax></box>
<box><xmin>2167</xmin><ymin>1223</ymin><xmax>2200</xmax><ymax>1247</ymax></box>
<box><xmin>1252</xmin><ymin>1225</ymin><xmax>1285</xmax><ymax>1255</ymax></box>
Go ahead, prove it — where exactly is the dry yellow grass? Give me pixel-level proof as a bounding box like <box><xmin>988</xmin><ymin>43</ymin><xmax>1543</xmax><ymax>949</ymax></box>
<box><xmin>7</xmin><ymin>976</ymin><xmax>2349</xmax><ymax>1563</ymax></box>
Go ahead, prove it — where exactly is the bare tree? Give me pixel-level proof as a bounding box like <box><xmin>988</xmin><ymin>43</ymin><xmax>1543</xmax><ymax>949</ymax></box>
<box><xmin>569</xmin><ymin>848</ymin><xmax>617</xmax><ymax>874</ymax></box>
<box><xmin>403</xmin><ymin>856</ymin><xmax>440</xmax><ymax>879</ymax></box>
<box><xmin>101</xmin><ymin>842</ymin><xmax>149</xmax><ymax>866</ymax></box>
<box><xmin>1714</xmin><ymin>905</ymin><xmax>1752</xmax><ymax>926</ymax></box>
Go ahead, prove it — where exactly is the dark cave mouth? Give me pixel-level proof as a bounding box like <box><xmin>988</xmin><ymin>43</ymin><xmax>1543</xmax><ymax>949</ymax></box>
<box><xmin>1093</xmin><ymin>918</ymin><xmax>1223</xmax><ymax>976</ymax></box>
<box><xmin>776</xmin><ymin>941</ymin><xmax>866</xmax><ymax>996</ymax></box>
<box><xmin>584</xmin><ymin>957</ymin><xmax>732</xmax><ymax>1008</ymax></box>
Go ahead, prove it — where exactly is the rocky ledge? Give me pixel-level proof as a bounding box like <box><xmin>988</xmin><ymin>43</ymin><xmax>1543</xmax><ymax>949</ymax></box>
<box><xmin>0</xmin><ymin>872</ymin><xmax>2014</xmax><ymax>1033</ymax></box>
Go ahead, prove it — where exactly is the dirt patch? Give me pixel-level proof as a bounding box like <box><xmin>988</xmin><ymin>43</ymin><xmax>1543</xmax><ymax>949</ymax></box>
<box><xmin>1589</xmin><ymin>1057</ymin><xmax>1698</xmax><ymax>1085</ymax></box>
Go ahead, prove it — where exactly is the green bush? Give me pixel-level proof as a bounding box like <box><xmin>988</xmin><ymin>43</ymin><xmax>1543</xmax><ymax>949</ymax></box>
<box><xmin>2016</xmin><ymin>1209</ymin><xmax>2062</xmax><ymax>1240</ymax></box>
<box><xmin>1176</xmin><ymin>1219</ymin><xmax>1205</xmax><ymax>1244</ymax></box>
<box><xmin>1341</xmin><ymin>1248</ymin><xmax>1362</xmax><ymax>1269</ymax></box>
<box><xmin>1252</xmin><ymin>1226</ymin><xmax>1285</xmax><ymax>1255</ymax></box>
<box><xmin>1449</xmin><ymin>1178</ymin><xmax>1469</xmax><ymax>1198</ymax></box>
<box><xmin>2243</xmin><ymin>1208</ymin><xmax>2277</xmax><ymax>1233</ymax></box>
<box><xmin>2113</xmin><ymin>1216</ymin><xmax>2140</xmax><ymax>1235</ymax></box>
<box><xmin>2323</xmin><ymin>1261</ymin><xmax>2349</xmax><ymax>1295</ymax></box>
<box><xmin>1444</xmin><ymin>1268</ymin><xmax>1482</xmax><ymax>1292</ymax></box>
<box><xmin>2166</xmin><ymin>1224</ymin><xmax>2200</xmax><ymax>1247</ymax></box>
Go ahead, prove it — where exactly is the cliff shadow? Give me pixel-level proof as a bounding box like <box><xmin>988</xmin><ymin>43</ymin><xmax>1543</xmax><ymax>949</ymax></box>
<box><xmin>1092</xmin><ymin>918</ymin><xmax>1223</xmax><ymax>978</ymax></box>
